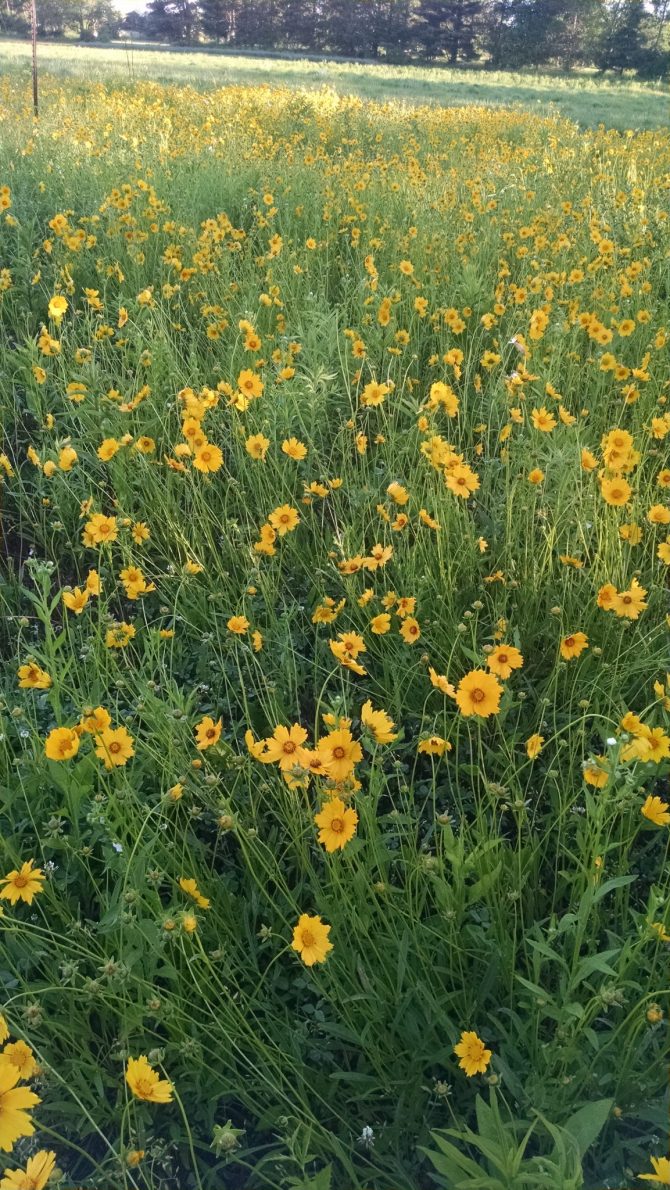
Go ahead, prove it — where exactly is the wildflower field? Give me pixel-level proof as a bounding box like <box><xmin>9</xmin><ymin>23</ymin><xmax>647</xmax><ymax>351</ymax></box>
<box><xmin>0</xmin><ymin>65</ymin><xmax>669</xmax><ymax>1190</ymax></box>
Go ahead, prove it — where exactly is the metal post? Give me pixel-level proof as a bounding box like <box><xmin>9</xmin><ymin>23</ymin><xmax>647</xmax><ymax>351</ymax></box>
<box><xmin>30</xmin><ymin>0</ymin><xmax>38</xmax><ymax>117</ymax></box>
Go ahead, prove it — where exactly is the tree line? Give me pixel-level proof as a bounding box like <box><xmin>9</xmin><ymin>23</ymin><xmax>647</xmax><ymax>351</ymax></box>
<box><xmin>3</xmin><ymin>0</ymin><xmax>670</xmax><ymax>75</ymax></box>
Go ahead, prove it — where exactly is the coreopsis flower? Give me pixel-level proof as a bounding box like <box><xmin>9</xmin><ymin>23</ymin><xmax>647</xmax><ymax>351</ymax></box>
<box><xmin>600</xmin><ymin>476</ymin><xmax>631</xmax><ymax>506</ymax></box>
<box><xmin>428</xmin><ymin>668</ymin><xmax>456</xmax><ymax>697</ymax></box>
<box><xmin>395</xmin><ymin>596</ymin><xmax>416</xmax><ymax>618</ymax></box>
<box><xmin>314</xmin><ymin>797</ymin><xmax>358</xmax><ymax>853</ymax></box>
<box><xmin>291</xmin><ymin>914</ymin><xmax>333</xmax><ymax>966</ymax></box>
<box><xmin>526</xmin><ymin>734</ymin><xmax>544</xmax><ymax>759</ymax></box>
<box><xmin>62</xmin><ymin>586</ymin><xmax>89</xmax><ymax>614</ymax></box>
<box><xmin>84</xmin><ymin>513</ymin><xmax>118</xmax><ymax>545</ymax></box>
<box><xmin>282</xmin><ymin>437</ymin><xmax>307</xmax><ymax>460</ymax></box>
<box><xmin>246</xmin><ymin>433</ymin><xmax>270</xmax><ymax>460</ymax></box>
<box><xmin>445</xmin><ymin>463</ymin><xmax>480</xmax><ymax>498</ymax></box>
<box><xmin>369</xmin><ymin>613</ymin><xmax>391</xmax><ymax>635</ymax></box>
<box><xmin>262</xmin><ymin>724</ymin><xmax>309</xmax><ymax>770</ymax></box>
<box><xmin>0</xmin><ymin>861</ymin><xmax>45</xmax><ymax>906</ymax></box>
<box><xmin>179</xmin><ymin>877</ymin><xmax>210</xmax><ymax>909</ymax></box>
<box><xmin>125</xmin><ymin>1056</ymin><xmax>173</xmax><ymax>1103</ymax></box>
<box><xmin>530</xmin><ymin>407</ymin><xmax>556</xmax><ymax>432</ymax></box>
<box><xmin>268</xmin><ymin>505</ymin><xmax>300</xmax><ymax>536</ymax></box>
<box><xmin>193</xmin><ymin>443</ymin><xmax>223</xmax><ymax>473</ymax></box>
<box><xmin>227</xmin><ymin>615</ymin><xmax>249</xmax><ymax>635</ymax></box>
<box><xmin>487</xmin><ymin>644</ymin><xmax>523</xmax><ymax>679</ymax></box>
<box><xmin>399</xmin><ymin>617</ymin><xmax>421</xmax><ymax>644</ymax></box>
<box><xmin>361</xmin><ymin>701</ymin><xmax>397</xmax><ymax>744</ymax></box>
<box><xmin>418</xmin><ymin>736</ymin><xmax>450</xmax><ymax>756</ymax></box>
<box><xmin>44</xmin><ymin>726</ymin><xmax>79</xmax><ymax>761</ymax></box>
<box><xmin>360</xmin><ymin>380</ymin><xmax>389</xmax><ymax>407</ymax></box>
<box><xmin>560</xmin><ymin>632</ymin><xmax>589</xmax><ymax>660</ymax></box>
<box><xmin>195</xmin><ymin>716</ymin><xmax>222</xmax><ymax>750</ymax></box>
<box><xmin>641</xmin><ymin>796</ymin><xmax>670</xmax><ymax>827</ymax></box>
<box><xmin>86</xmin><ymin>569</ymin><xmax>102</xmax><ymax>595</ymax></box>
<box><xmin>17</xmin><ymin>663</ymin><xmax>51</xmax><ymax>690</ymax></box>
<box><xmin>316</xmin><ymin>729</ymin><xmax>363</xmax><ymax>782</ymax></box>
<box><xmin>106</xmin><ymin>623</ymin><xmax>136</xmax><ymax>648</ymax></box>
<box><xmin>583</xmin><ymin>757</ymin><xmax>609</xmax><ymax>788</ymax></box>
<box><xmin>638</xmin><ymin>1156</ymin><xmax>670</xmax><ymax>1185</ymax></box>
<box><xmin>2</xmin><ymin>1041</ymin><xmax>38</xmax><ymax>1081</ymax></box>
<box><xmin>454</xmin><ymin>1031</ymin><xmax>492</xmax><ymax>1077</ymax></box>
<box><xmin>236</xmin><ymin>369</ymin><xmax>264</xmax><ymax>401</ymax></box>
<box><xmin>0</xmin><ymin>1148</ymin><xmax>55</xmax><ymax>1189</ymax></box>
<box><xmin>527</xmin><ymin>468</ymin><xmax>544</xmax><ymax>484</ymax></box>
<box><xmin>612</xmin><ymin>579</ymin><xmax>647</xmax><ymax>619</ymax></box>
<box><xmin>0</xmin><ymin>1058</ymin><xmax>40</xmax><ymax>1152</ymax></box>
<box><xmin>47</xmin><ymin>294</ymin><xmax>67</xmax><ymax>323</ymax></box>
<box><xmin>94</xmin><ymin>726</ymin><xmax>135</xmax><ymax>769</ymax></box>
<box><xmin>455</xmin><ymin>670</ymin><xmax>503</xmax><ymax>718</ymax></box>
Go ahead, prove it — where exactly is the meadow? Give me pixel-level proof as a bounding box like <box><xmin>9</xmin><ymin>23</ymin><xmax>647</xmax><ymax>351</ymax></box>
<box><xmin>0</xmin><ymin>52</ymin><xmax>669</xmax><ymax>1190</ymax></box>
<box><xmin>1</xmin><ymin>36</ymin><xmax>670</xmax><ymax>129</ymax></box>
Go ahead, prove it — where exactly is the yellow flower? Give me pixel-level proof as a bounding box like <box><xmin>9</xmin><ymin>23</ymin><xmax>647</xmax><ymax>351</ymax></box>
<box><xmin>179</xmin><ymin>877</ymin><xmax>210</xmax><ymax>909</ymax></box>
<box><xmin>281</xmin><ymin>437</ymin><xmax>308</xmax><ymax>460</ymax></box>
<box><xmin>44</xmin><ymin>726</ymin><xmax>80</xmax><ymax>761</ymax></box>
<box><xmin>0</xmin><ymin>1058</ymin><xmax>41</xmax><ymax>1152</ymax></box>
<box><xmin>487</xmin><ymin>644</ymin><xmax>523</xmax><ymax>679</ymax></box>
<box><xmin>370</xmin><ymin>613</ymin><xmax>391</xmax><ymax>635</ymax></box>
<box><xmin>194</xmin><ymin>716</ymin><xmax>222</xmax><ymax>750</ymax></box>
<box><xmin>314</xmin><ymin>797</ymin><xmax>358</xmax><ymax>853</ymax></box>
<box><xmin>193</xmin><ymin>443</ymin><xmax>223</xmax><ymax>473</ymax></box>
<box><xmin>62</xmin><ymin>586</ymin><xmax>89</xmax><ymax>614</ymax></box>
<box><xmin>2</xmin><ymin>1041</ymin><xmax>37</xmax><ymax>1081</ymax></box>
<box><xmin>245</xmin><ymin>433</ymin><xmax>270</xmax><ymax>460</ymax></box>
<box><xmin>17</xmin><ymin>663</ymin><xmax>51</xmax><ymax>690</ymax></box>
<box><xmin>638</xmin><ymin>1156</ymin><xmax>670</xmax><ymax>1185</ymax></box>
<box><xmin>455</xmin><ymin>670</ymin><xmax>503</xmax><ymax>718</ymax></box>
<box><xmin>560</xmin><ymin>632</ymin><xmax>589</xmax><ymax>660</ymax></box>
<box><xmin>526</xmin><ymin>733</ymin><xmax>544</xmax><ymax>759</ymax></box>
<box><xmin>94</xmin><ymin>726</ymin><xmax>135</xmax><ymax>769</ymax></box>
<box><xmin>0</xmin><ymin>1149</ymin><xmax>55</xmax><ymax>1190</ymax></box>
<box><xmin>360</xmin><ymin>700</ymin><xmax>397</xmax><ymax>744</ymax></box>
<box><xmin>125</xmin><ymin>1056</ymin><xmax>173</xmax><ymax>1103</ymax></box>
<box><xmin>454</xmin><ymin>1031</ymin><xmax>492</xmax><ymax>1077</ymax></box>
<box><xmin>0</xmin><ymin>862</ymin><xmax>45</xmax><ymax>907</ymax></box>
<box><xmin>399</xmin><ymin>616</ymin><xmax>421</xmax><ymax>644</ymax></box>
<box><xmin>600</xmin><ymin>476</ymin><xmax>631</xmax><ymax>506</ymax></box>
<box><xmin>418</xmin><ymin>735</ymin><xmax>450</xmax><ymax>756</ymax></box>
<box><xmin>47</xmin><ymin>294</ymin><xmax>67</xmax><ymax>323</ymax></box>
<box><xmin>291</xmin><ymin>914</ymin><xmax>333</xmax><ymax>966</ymax></box>
<box><xmin>641</xmin><ymin>795</ymin><xmax>670</xmax><ymax>827</ymax></box>
<box><xmin>268</xmin><ymin>505</ymin><xmax>300</xmax><ymax>536</ymax></box>
<box><xmin>227</xmin><ymin>615</ymin><xmax>249</xmax><ymax>635</ymax></box>
<box><xmin>317</xmin><ymin>728</ymin><xmax>363</xmax><ymax>782</ymax></box>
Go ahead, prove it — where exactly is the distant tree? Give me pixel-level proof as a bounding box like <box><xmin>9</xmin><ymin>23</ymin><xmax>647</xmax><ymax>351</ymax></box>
<box><xmin>199</xmin><ymin>0</ymin><xmax>237</xmax><ymax>40</ymax></box>
<box><xmin>595</xmin><ymin>0</ymin><xmax>646</xmax><ymax>71</ymax></box>
<box><xmin>145</xmin><ymin>0</ymin><xmax>199</xmax><ymax>39</ymax></box>
<box><xmin>411</xmin><ymin>0</ymin><xmax>483</xmax><ymax>61</ymax></box>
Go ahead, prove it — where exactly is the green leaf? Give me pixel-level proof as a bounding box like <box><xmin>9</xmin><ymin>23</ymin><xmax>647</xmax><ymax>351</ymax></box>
<box><xmin>562</xmin><ymin>1098</ymin><xmax>613</xmax><ymax>1159</ymax></box>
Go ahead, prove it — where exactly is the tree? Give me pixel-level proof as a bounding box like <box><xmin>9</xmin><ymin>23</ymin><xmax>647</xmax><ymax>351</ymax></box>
<box><xmin>145</xmin><ymin>0</ymin><xmax>199</xmax><ymax>39</ymax></box>
<box><xmin>411</xmin><ymin>0</ymin><xmax>483</xmax><ymax>61</ymax></box>
<box><xmin>595</xmin><ymin>0</ymin><xmax>646</xmax><ymax>71</ymax></box>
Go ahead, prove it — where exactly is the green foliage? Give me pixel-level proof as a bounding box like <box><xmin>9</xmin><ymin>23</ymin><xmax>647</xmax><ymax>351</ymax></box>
<box><xmin>0</xmin><ymin>68</ymin><xmax>668</xmax><ymax>1190</ymax></box>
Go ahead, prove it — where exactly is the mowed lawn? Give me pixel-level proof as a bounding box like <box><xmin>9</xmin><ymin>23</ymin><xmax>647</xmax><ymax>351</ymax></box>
<box><xmin>1</xmin><ymin>35</ymin><xmax>669</xmax><ymax>129</ymax></box>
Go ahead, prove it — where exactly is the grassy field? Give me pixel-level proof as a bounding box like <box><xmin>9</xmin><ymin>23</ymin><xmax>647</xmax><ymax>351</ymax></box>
<box><xmin>1</xmin><ymin>35</ymin><xmax>670</xmax><ymax>129</ymax></box>
<box><xmin>1</xmin><ymin>46</ymin><xmax>670</xmax><ymax>1190</ymax></box>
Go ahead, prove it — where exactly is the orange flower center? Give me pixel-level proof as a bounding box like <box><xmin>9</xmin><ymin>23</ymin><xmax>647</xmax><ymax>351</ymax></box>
<box><xmin>564</xmin><ymin>636</ymin><xmax>575</xmax><ymax>647</ymax></box>
<box><xmin>332</xmin><ymin>746</ymin><xmax>346</xmax><ymax>759</ymax></box>
<box><xmin>471</xmin><ymin>689</ymin><xmax>485</xmax><ymax>703</ymax></box>
<box><xmin>330</xmin><ymin>817</ymin><xmax>344</xmax><ymax>833</ymax></box>
<box><xmin>109</xmin><ymin>742</ymin><xmax>121</xmax><ymax>753</ymax></box>
<box><xmin>14</xmin><ymin>874</ymin><xmax>28</xmax><ymax>888</ymax></box>
<box><xmin>283</xmin><ymin>741</ymin><xmax>296</xmax><ymax>754</ymax></box>
<box><xmin>301</xmin><ymin>930</ymin><xmax>314</xmax><ymax>947</ymax></box>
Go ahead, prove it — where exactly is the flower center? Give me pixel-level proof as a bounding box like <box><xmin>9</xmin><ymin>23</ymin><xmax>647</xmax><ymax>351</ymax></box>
<box><xmin>14</xmin><ymin>874</ymin><xmax>28</xmax><ymax>888</ymax></box>
<box><xmin>332</xmin><ymin>746</ymin><xmax>346</xmax><ymax>759</ymax></box>
<box><xmin>564</xmin><ymin>636</ymin><xmax>574</xmax><ymax>647</ymax></box>
<box><xmin>283</xmin><ymin>741</ymin><xmax>296</xmax><ymax>754</ymax></box>
<box><xmin>471</xmin><ymin>689</ymin><xmax>485</xmax><ymax>703</ymax></box>
<box><xmin>331</xmin><ymin>817</ymin><xmax>344</xmax><ymax>833</ymax></box>
<box><xmin>301</xmin><ymin>930</ymin><xmax>314</xmax><ymax>948</ymax></box>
